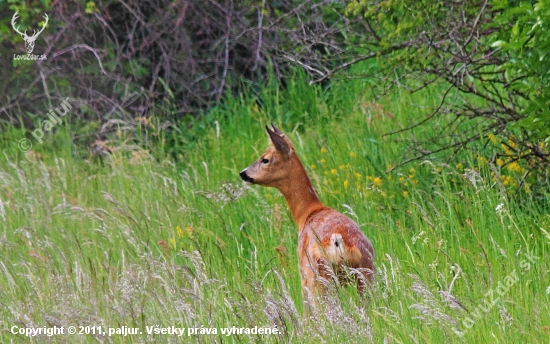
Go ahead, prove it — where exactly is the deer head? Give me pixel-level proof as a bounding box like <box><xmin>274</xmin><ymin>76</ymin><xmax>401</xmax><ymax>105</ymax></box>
<box><xmin>240</xmin><ymin>124</ymin><xmax>297</xmax><ymax>188</ymax></box>
<box><xmin>11</xmin><ymin>11</ymin><xmax>49</xmax><ymax>54</ymax></box>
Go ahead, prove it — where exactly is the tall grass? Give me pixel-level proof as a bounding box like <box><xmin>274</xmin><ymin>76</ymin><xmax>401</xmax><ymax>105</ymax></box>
<box><xmin>0</xmin><ymin>71</ymin><xmax>548</xmax><ymax>343</ymax></box>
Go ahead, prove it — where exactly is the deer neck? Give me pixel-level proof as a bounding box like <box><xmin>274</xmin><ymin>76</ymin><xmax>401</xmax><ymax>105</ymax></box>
<box><xmin>276</xmin><ymin>156</ymin><xmax>325</xmax><ymax>230</ymax></box>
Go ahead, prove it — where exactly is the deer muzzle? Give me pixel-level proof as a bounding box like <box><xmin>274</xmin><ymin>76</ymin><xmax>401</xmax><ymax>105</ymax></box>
<box><xmin>239</xmin><ymin>170</ymin><xmax>254</xmax><ymax>183</ymax></box>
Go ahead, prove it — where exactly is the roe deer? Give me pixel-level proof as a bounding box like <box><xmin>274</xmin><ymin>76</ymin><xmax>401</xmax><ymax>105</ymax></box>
<box><xmin>240</xmin><ymin>124</ymin><xmax>374</xmax><ymax>311</ymax></box>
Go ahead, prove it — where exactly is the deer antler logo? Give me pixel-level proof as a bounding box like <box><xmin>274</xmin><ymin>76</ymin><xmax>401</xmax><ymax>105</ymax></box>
<box><xmin>11</xmin><ymin>11</ymin><xmax>49</xmax><ymax>54</ymax></box>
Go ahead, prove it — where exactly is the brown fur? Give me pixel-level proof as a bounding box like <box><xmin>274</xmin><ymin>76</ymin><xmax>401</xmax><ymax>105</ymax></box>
<box><xmin>240</xmin><ymin>124</ymin><xmax>374</xmax><ymax>311</ymax></box>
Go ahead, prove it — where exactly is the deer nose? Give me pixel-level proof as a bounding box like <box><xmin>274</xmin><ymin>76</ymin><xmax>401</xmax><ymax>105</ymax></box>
<box><xmin>240</xmin><ymin>170</ymin><xmax>254</xmax><ymax>183</ymax></box>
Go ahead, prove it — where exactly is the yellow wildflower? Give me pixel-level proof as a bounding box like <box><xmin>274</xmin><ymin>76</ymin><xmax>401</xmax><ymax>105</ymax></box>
<box><xmin>177</xmin><ymin>226</ymin><xmax>184</xmax><ymax>238</ymax></box>
<box><xmin>501</xmin><ymin>143</ymin><xmax>512</xmax><ymax>155</ymax></box>
<box><xmin>331</xmin><ymin>169</ymin><xmax>337</xmax><ymax>175</ymax></box>
<box><xmin>320</xmin><ymin>159</ymin><xmax>326</xmax><ymax>164</ymax></box>
<box><xmin>403</xmin><ymin>190</ymin><xmax>409</xmax><ymax>197</ymax></box>
<box><xmin>344</xmin><ymin>180</ymin><xmax>349</xmax><ymax>189</ymax></box>
<box><xmin>169</xmin><ymin>238</ymin><xmax>175</xmax><ymax>248</ymax></box>
<box><xmin>374</xmin><ymin>177</ymin><xmax>382</xmax><ymax>186</ymax></box>
<box><xmin>507</xmin><ymin>161</ymin><xmax>521</xmax><ymax>173</ymax></box>
<box><xmin>350</xmin><ymin>152</ymin><xmax>357</xmax><ymax>158</ymax></box>
<box><xmin>354</xmin><ymin>172</ymin><xmax>362</xmax><ymax>179</ymax></box>
<box><xmin>496</xmin><ymin>158</ymin><xmax>505</xmax><ymax>166</ymax></box>
<box><xmin>310</xmin><ymin>164</ymin><xmax>316</xmax><ymax>169</ymax></box>
<box><xmin>339</xmin><ymin>165</ymin><xmax>345</xmax><ymax>170</ymax></box>
<box><xmin>456</xmin><ymin>163</ymin><xmax>463</xmax><ymax>171</ymax></box>
<box><xmin>320</xmin><ymin>147</ymin><xmax>327</xmax><ymax>154</ymax></box>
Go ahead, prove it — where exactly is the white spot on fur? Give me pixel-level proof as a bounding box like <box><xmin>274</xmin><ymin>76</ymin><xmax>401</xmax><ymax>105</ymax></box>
<box><xmin>326</xmin><ymin>233</ymin><xmax>345</xmax><ymax>264</ymax></box>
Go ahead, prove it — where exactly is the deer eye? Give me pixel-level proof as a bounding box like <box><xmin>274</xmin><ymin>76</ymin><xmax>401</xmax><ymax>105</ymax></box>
<box><xmin>261</xmin><ymin>158</ymin><xmax>270</xmax><ymax>164</ymax></box>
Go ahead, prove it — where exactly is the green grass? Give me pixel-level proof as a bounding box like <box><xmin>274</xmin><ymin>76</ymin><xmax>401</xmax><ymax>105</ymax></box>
<box><xmin>0</xmin><ymin>72</ymin><xmax>549</xmax><ymax>343</ymax></box>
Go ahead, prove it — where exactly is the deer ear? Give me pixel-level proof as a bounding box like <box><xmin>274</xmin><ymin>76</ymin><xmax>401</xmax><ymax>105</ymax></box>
<box><xmin>266</xmin><ymin>125</ymin><xmax>291</xmax><ymax>156</ymax></box>
<box><xmin>270</xmin><ymin>123</ymin><xmax>284</xmax><ymax>136</ymax></box>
